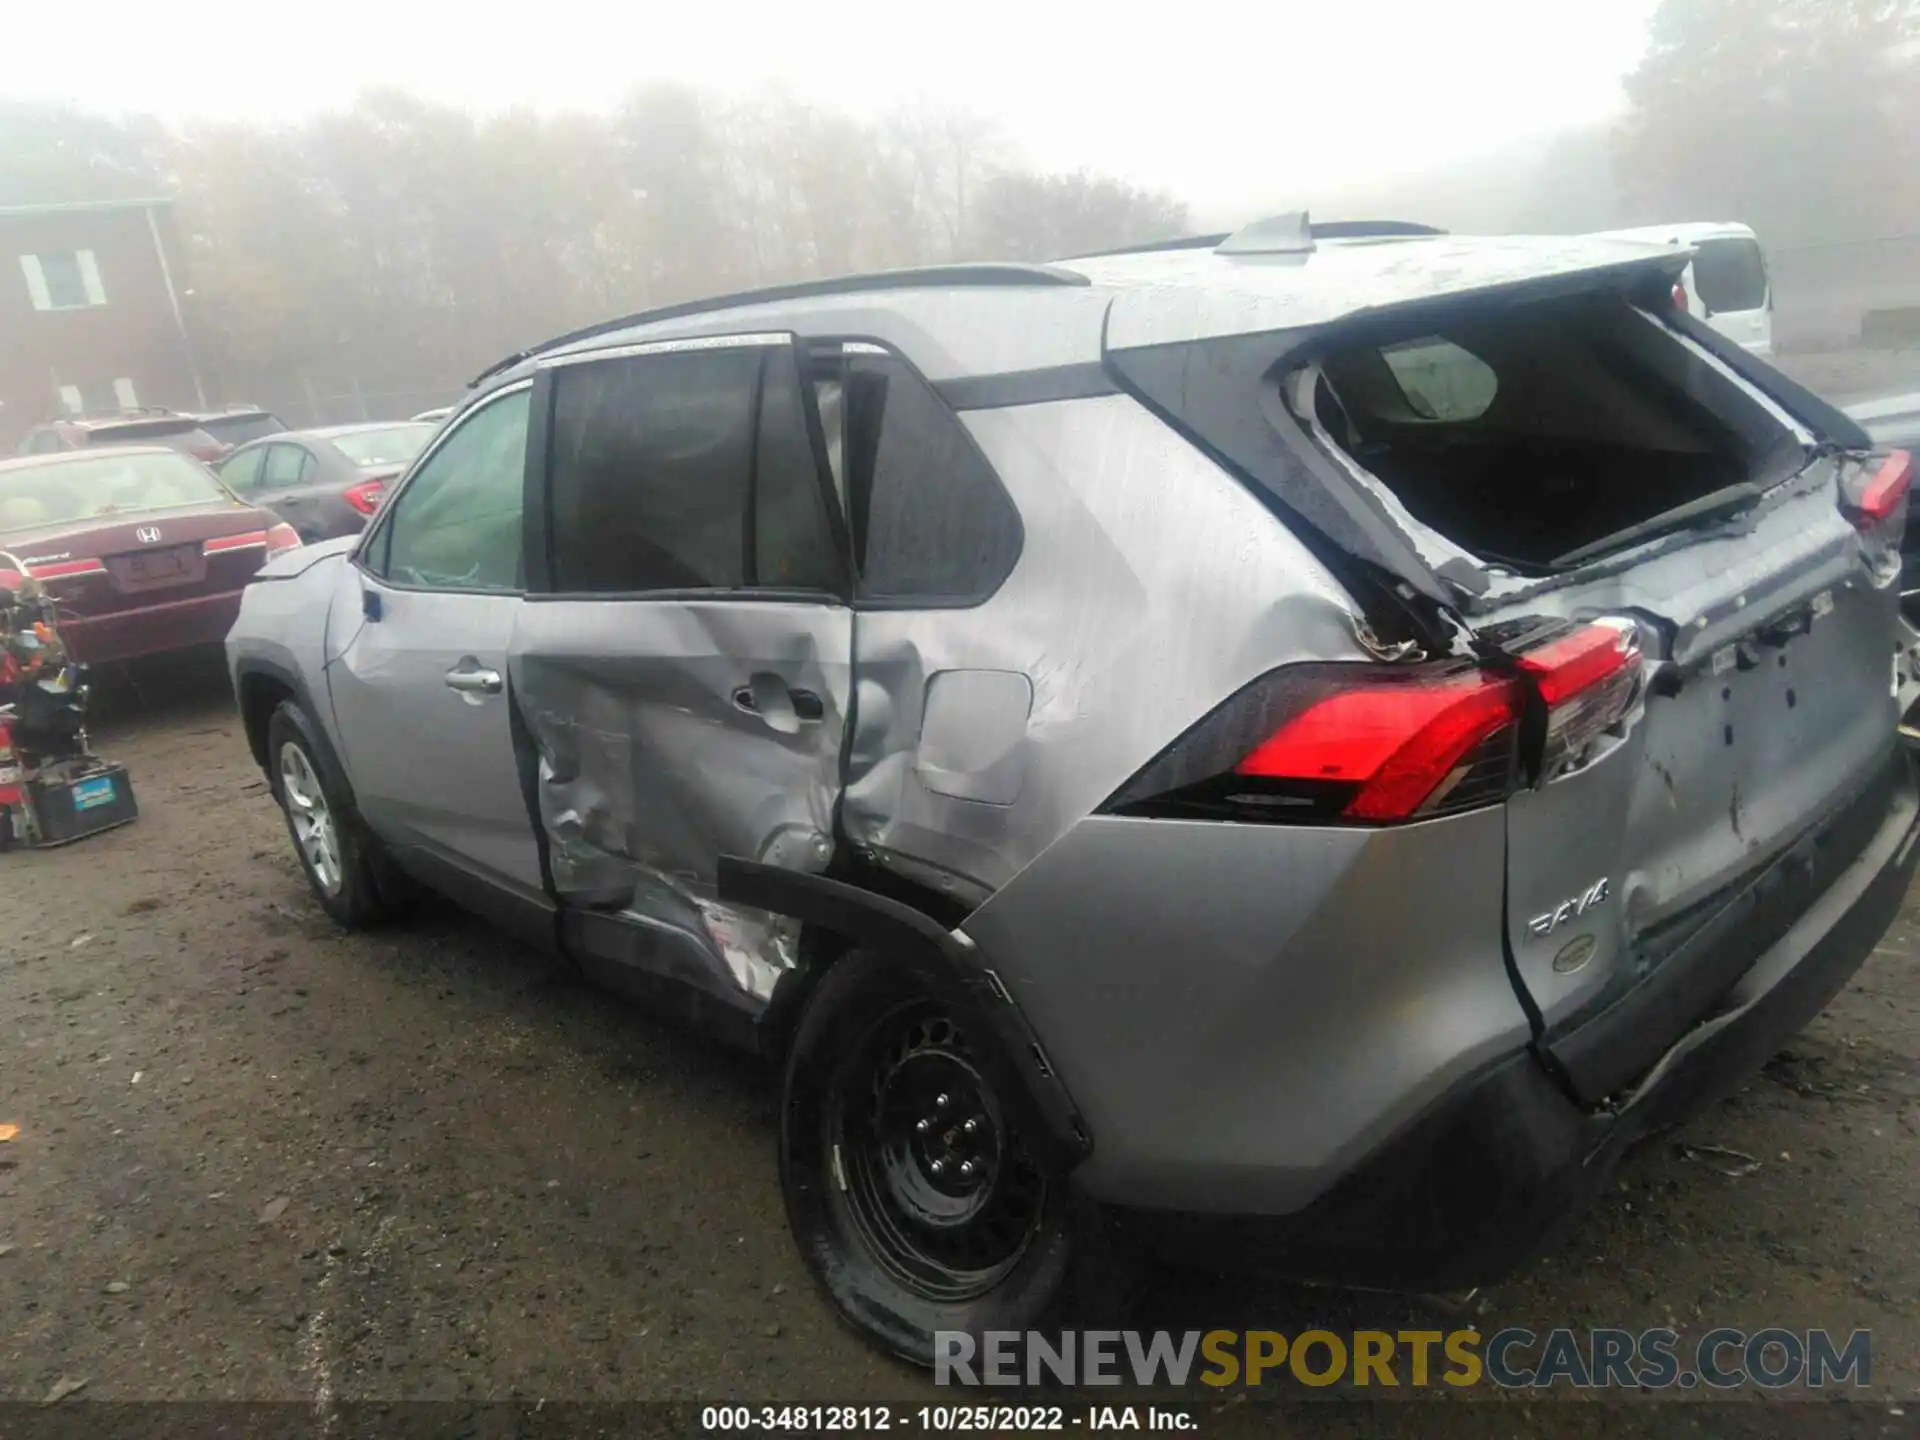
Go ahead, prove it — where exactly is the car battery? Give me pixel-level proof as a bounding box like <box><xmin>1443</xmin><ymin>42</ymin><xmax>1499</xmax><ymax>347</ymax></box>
<box><xmin>26</xmin><ymin>763</ymin><xmax>139</xmax><ymax>846</ymax></box>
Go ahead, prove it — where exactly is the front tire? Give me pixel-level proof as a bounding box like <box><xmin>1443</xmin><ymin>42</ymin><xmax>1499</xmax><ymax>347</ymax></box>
<box><xmin>266</xmin><ymin>700</ymin><xmax>405</xmax><ymax>928</ymax></box>
<box><xmin>780</xmin><ymin>950</ymin><xmax>1074</xmax><ymax>1365</ymax></box>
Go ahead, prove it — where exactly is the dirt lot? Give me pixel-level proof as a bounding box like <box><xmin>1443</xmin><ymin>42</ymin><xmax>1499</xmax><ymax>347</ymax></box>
<box><xmin>2</xmin><ymin>658</ymin><xmax>1917</xmax><ymax>1434</ymax></box>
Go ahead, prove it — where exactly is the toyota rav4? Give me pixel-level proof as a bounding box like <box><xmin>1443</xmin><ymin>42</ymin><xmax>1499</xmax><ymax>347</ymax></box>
<box><xmin>226</xmin><ymin>216</ymin><xmax>1918</xmax><ymax>1363</ymax></box>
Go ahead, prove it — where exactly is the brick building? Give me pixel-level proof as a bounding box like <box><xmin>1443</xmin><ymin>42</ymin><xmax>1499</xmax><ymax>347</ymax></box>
<box><xmin>0</xmin><ymin>197</ymin><xmax>205</xmax><ymax>451</ymax></box>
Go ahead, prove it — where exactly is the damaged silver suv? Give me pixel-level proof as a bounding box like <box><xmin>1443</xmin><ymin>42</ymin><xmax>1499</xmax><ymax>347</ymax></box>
<box><xmin>227</xmin><ymin>215</ymin><xmax>1919</xmax><ymax>1363</ymax></box>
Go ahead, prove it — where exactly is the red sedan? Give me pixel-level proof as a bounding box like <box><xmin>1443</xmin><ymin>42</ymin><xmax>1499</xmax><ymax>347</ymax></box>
<box><xmin>0</xmin><ymin>447</ymin><xmax>301</xmax><ymax>665</ymax></box>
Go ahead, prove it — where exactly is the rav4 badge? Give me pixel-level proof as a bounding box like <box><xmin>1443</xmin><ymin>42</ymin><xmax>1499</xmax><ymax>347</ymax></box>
<box><xmin>1528</xmin><ymin>877</ymin><xmax>1610</xmax><ymax>940</ymax></box>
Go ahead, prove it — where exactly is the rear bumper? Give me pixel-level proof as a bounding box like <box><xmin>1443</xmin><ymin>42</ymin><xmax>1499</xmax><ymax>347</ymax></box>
<box><xmin>1115</xmin><ymin>745</ymin><xmax>1919</xmax><ymax>1290</ymax></box>
<box><xmin>59</xmin><ymin>590</ymin><xmax>245</xmax><ymax>666</ymax></box>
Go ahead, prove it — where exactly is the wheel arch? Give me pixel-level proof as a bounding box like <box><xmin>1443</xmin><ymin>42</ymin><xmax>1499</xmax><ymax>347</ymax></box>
<box><xmin>720</xmin><ymin>855</ymin><xmax>1092</xmax><ymax>1174</ymax></box>
<box><xmin>234</xmin><ymin>658</ymin><xmax>356</xmax><ymax>810</ymax></box>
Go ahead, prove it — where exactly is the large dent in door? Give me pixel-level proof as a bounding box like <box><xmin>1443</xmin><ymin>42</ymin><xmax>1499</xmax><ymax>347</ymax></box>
<box><xmin>509</xmin><ymin>601</ymin><xmax>847</xmax><ymax>1008</ymax></box>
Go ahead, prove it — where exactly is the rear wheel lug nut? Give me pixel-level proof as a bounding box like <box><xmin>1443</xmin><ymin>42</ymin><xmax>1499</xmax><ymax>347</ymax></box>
<box><xmin>930</xmin><ymin>1159</ymin><xmax>946</xmax><ymax>1176</ymax></box>
<box><xmin>963</xmin><ymin>1118</ymin><xmax>979</xmax><ymax>1135</ymax></box>
<box><xmin>936</xmin><ymin>1093</ymin><xmax>950</xmax><ymax>1109</ymax></box>
<box><xmin>959</xmin><ymin>1160</ymin><xmax>976</xmax><ymax>1179</ymax></box>
<box><xmin>915</xmin><ymin>1118</ymin><xmax>931</xmax><ymax>1135</ymax></box>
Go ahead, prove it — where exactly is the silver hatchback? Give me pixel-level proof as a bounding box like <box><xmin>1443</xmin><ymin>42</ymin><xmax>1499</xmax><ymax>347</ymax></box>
<box><xmin>227</xmin><ymin>217</ymin><xmax>1919</xmax><ymax>1364</ymax></box>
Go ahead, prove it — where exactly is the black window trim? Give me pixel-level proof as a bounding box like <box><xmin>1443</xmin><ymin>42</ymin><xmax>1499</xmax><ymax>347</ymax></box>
<box><xmin>353</xmin><ymin>377</ymin><xmax>536</xmax><ymax>597</ymax></box>
<box><xmin>521</xmin><ymin>330</ymin><xmax>854</xmax><ymax>607</ymax></box>
<box><xmin>805</xmin><ymin>334</ymin><xmax>1027</xmax><ymax>613</ymax></box>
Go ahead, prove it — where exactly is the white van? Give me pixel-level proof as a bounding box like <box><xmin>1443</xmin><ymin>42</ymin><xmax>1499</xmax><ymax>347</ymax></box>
<box><xmin>1594</xmin><ymin>222</ymin><xmax>1774</xmax><ymax>356</ymax></box>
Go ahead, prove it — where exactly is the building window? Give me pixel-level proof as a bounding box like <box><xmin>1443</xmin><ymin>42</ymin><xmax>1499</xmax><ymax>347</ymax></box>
<box><xmin>20</xmin><ymin>251</ymin><xmax>107</xmax><ymax>311</ymax></box>
<box><xmin>57</xmin><ymin>378</ymin><xmax>135</xmax><ymax>416</ymax></box>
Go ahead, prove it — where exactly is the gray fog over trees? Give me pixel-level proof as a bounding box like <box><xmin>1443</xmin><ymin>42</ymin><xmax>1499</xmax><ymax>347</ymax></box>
<box><xmin>2</xmin><ymin>0</ymin><xmax>1915</xmax><ymax>413</ymax></box>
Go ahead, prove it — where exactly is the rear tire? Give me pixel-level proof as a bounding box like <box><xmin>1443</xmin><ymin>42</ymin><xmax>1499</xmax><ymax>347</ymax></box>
<box><xmin>779</xmin><ymin>950</ymin><xmax>1075</xmax><ymax>1366</ymax></box>
<box><xmin>266</xmin><ymin>700</ymin><xmax>409</xmax><ymax>928</ymax></box>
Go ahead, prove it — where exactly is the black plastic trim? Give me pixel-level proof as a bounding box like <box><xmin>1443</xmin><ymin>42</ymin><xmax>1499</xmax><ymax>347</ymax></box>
<box><xmin>716</xmin><ymin>856</ymin><xmax>1092</xmax><ymax>1174</ymax></box>
<box><xmin>936</xmin><ymin>363</ymin><xmax>1120</xmax><ymax>411</ymax></box>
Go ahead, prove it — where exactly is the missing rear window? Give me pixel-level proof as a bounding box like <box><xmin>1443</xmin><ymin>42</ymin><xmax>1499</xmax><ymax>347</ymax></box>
<box><xmin>1300</xmin><ymin>293</ymin><xmax>1800</xmax><ymax>574</ymax></box>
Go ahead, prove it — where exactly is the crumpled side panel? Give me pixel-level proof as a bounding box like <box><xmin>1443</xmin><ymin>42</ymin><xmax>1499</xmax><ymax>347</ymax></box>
<box><xmin>509</xmin><ymin>598</ymin><xmax>851</xmax><ymax>1012</ymax></box>
<box><xmin>843</xmin><ymin>394</ymin><xmax>1374</xmax><ymax>897</ymax></box>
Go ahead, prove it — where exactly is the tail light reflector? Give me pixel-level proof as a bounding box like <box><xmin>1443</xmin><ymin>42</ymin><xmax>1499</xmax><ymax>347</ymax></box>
<box><xmin>203</xmin><ymin>530</ymin><xmax>268</xmax><ymax>556</ymax></box>
<box><xmin>1107</xmin><ymin>620</ymin><xmax>1642</xmax><ymax>825</ymax></box>
<box><xmin>343</xmin><ymin>480</ymin><xmax>386</xmax><ymax>517</ymax></box>
<box><xmin>1672</xmin><ymin>280</ymin><xmax>1689</xmax><ymax>311</ymax></box>
<box><xmin>19</xmin><ymin>558</ymin><xmax>106</xmax><ymax>580</ymax></box>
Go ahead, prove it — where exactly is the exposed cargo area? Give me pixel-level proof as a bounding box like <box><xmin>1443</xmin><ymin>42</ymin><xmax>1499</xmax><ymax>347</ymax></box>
<box><xmin>1301</xmin><ymin>291</ymin><xmax>1806</xmax><ymax>572</ymax></box>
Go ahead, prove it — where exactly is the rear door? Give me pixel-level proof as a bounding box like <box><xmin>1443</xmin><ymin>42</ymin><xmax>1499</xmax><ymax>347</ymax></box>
<box><xmin>326</xmin><ymin>382</ymin><xmax>546</xmax><ymax>930</ymax></box>
<box><xmin>506</xmin><ymin>333</ymin><xmax>852</xmax><ymax>1021</ymax></box>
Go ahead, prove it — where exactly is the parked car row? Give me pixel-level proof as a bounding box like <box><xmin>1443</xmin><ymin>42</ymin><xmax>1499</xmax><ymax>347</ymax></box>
<box><xmin>2</xmin><ymin>403</ymin><xmax>440</xmax><ymax>667</ymax></box>
<box><xmin>225</xmin><ymin>215</ymin><xmax>1916</xmax><ymax>1366</ymax></box>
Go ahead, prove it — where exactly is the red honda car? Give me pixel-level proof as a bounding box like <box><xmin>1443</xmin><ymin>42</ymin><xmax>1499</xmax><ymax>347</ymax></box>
<box><xmin>0</xmin><ymin>447</ymin><xmax>300</xmax><ymax>664</ymax></box>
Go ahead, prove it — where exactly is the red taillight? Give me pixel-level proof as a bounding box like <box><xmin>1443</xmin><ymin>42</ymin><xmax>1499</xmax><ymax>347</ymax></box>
<box><xmin>1515</xmin><ymin>619</ymin><xmax>1637</xmax><ymax>705</ymax></box>
<box><xmin>26</xmin><ymin>558</ymin><xmax>107</xmax><ymax>580</ymax></box>
<box><xmin>264</xmin><ymin>523</ymin><xmax>303</xmax><ymax>559</ymax></box>
<box><xmin>1672</xmin><ymin>280</ymin><xmax>1689</xmax><ymax>310</ymax></box>
<box><xmin>203</xmin><ymin>530</ymin><xmax>268</xmax><ymax>556</ymax></box>
<box><xmin>1849</xmin><ymin>449</ymin><xmax>1912</xmax><ymax>531</ymax></box>
<box><xmin>343</xmin><ymin>480</ymin><xmax>385</xmax><ymax>517</ymax></box>
<box><xmin>1109</xmin><ymin>621</ymin><xmax>1643</xmax><ymax>825</ymax></box>
<box><xmin>1236</xmin><ymin>671</ymin><xmax>1520</xmax><ymax>821</ymax></box>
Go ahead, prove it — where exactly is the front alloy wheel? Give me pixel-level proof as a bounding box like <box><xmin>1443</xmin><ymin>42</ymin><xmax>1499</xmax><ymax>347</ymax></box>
<box><xmin>279</xmin><ymin>740</ymin><xmax>341</xmax><ymax>895</ymax></box>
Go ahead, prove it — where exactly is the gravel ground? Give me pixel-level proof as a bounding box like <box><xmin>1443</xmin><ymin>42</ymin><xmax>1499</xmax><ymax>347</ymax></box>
<box><xmin>1</xmin><ymin>658</ymin><xmax>1916</xmax><ymax>1435</ymax></box>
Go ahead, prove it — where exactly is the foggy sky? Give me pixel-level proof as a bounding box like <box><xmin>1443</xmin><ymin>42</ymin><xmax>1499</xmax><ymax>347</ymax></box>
<box><xmin>16</xmin><ymin>0</ymin><xmax>1662</xmax><ymax>216</ymax></box>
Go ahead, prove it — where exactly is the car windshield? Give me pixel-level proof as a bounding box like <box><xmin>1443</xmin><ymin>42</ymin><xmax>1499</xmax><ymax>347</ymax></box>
<box><xmin>0</xmin><ymin>452</ymin><xmax>230</xmax><ymax>533</ymax></box>
<box><xmin>200</xmin><ymin>413</ymin><xmax>285</xmax><ymax>445</ymax></box>
<box><xmin>332</xmin><ymin>424</ymin><xmax>435</xmax><ymax>467</ymax></box>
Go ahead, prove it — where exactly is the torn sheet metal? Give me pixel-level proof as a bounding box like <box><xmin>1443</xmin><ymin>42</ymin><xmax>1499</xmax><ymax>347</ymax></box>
<box><xmin>509</xmin><ymin>598</ymin><xmax>850</xmax><ymax>1013</ymax></box>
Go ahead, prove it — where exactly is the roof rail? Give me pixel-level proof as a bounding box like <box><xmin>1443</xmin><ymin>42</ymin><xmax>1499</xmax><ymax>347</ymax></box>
<box><xmin>468</xmin><ymin>262</ymin><xmax>1090</xmax><ymax>389</ymax></box>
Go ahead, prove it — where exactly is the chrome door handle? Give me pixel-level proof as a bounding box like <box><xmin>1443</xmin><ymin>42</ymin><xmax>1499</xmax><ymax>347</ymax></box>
<box><xmin>445</xmin><ymin>667</ymin><xmax>503</xmax><ymax>695</ymax></box>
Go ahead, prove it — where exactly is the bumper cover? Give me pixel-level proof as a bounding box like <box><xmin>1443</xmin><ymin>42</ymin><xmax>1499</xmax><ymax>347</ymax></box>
<box><xmin>1118</xmin><ymin>746</ymin><xmax>1919</xmax><ymax>1291</ymax></box>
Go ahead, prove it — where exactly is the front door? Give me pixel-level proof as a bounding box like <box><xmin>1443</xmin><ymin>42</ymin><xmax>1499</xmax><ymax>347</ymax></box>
<box><xmin>506</xmin><ymin>334</ymin><xmax>852</xmax><ymax>1028</ymax></box>
<box><xmin>327</xmin><ymin>382</ymin><xmax>547</xmax><ymax>927</ymax></box>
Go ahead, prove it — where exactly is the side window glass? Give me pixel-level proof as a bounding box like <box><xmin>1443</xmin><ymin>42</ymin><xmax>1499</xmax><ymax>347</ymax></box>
<box><xmin>262</xmin><ymin>444</ymin><xmax>306</xmax><ymax>487</ymax></box>
<box><xmin>376</xmin><ymin>387</ymin><xmax>530</xmax><ymax>591</ymax></box>
<box><xmin>834</xmin><ymin>352</ymin><xmax>1022</xmax><ymax>602</ymax></box>
<box><xmin>1377</xmin><ymin>338</ymin><xmax>1499</xmax><ymax>422</ymax></box>
<box><xmin>545</xmin><ymin>343</ymin><xmax>840</xmax><ymax>594</ymax></box>
<box><xmin>221</xmin><ymin>447</ymin><xmax>265</xmax><ymax>492</ymax></box>
<box><xmin>296</xmin><ymin>449</ymin><xmax>316</xmax><ymax>484</ymax></box>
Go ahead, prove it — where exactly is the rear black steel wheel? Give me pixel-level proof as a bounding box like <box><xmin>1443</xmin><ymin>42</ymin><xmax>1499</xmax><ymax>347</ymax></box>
<box><xmin>780</xmin><ymin>950</ymin><xmax>1073</xmax><ymax>1364</ymax></box>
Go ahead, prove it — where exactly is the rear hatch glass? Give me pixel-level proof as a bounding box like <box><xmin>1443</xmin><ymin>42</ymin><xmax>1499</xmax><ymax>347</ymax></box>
<box><xmin>84</xmin><ymin>420</ymin><xmax>224</xmax><ymax>454</ymax></box>
<box><xmin>1690</xmin><ymin>237</ymin><xmax>1768</xmax><ymax>314</ymax></box>
<box><xmin>198</xmin><ymin>413</ymin><xmax>285</xmax><ymax>446</ymax></box>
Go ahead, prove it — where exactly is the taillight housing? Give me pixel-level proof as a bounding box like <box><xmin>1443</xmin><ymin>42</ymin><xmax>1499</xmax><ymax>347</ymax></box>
<box><xmin>1842</xmin><ymin>449</ymin><xmax>1911</xmax><ymax>532</ymax></box>
<box><xmin>1105</xmin><ymin>619</ymin><xmax>1642</xmax><ymax>826</ymax></box>
<box><xmin>343</xmin><ymin>480</ymin><xmax>386</xmax><ymax>517</ymax></box>
<box><xmin>264</xmin><ymin>523</ymin><xmax>303</xmax><ymax>559</ymax></box>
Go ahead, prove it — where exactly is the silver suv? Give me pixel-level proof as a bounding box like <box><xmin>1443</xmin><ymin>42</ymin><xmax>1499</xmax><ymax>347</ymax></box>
<box><xmin>227</xmin><ymin>216</ymin><xmax>1919</xmax><ymax>1364</ymax></box>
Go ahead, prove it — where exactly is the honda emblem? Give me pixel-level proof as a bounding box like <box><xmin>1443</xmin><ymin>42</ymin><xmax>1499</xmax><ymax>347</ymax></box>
<box><xmin>136</xmin><ymin>526</ymin><xmax>162</xmax><ymax>544</ymax></box>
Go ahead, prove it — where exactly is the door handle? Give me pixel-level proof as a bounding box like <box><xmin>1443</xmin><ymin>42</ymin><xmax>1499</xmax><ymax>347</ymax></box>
<box><xmin>445</xmin><ymin>667</ymin><xmax>503</xmax><ymax>695</ymax></box>
<box><xmin>731</xmin><ymin>678</ymin><xmax>826</xmax><ymax>733</ymax></box>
